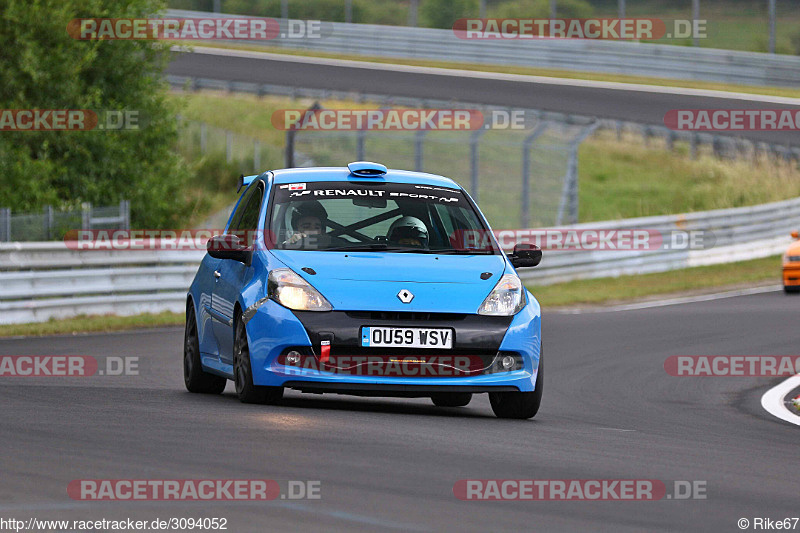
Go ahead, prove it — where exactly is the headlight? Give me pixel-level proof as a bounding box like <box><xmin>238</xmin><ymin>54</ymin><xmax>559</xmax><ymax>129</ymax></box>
<box><xmin>786</xmin><ymin>255</ymin><xmax>800</xmax><ymax>262</ymax></box>
<box><xmin>477</xmin><ymin>274</ymin><xmax>526</xmax><ymax>316</ymax></box>
<box><xmin>268</xmin><ymin>268</ymin><xmax>332</xmax><ymax>311</ymax></box>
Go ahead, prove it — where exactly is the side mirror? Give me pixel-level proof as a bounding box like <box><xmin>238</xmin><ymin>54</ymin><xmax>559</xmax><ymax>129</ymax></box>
<box><xmin>509</xmin><ymin>243</ymin><xmax>542</xmax><ymax>268</ymax></box>
<box><xmin>207</xmin><ymin>234</ymin><xmax>252</xmax><ymax>264</ymax></box>
<box><xmin>792</xmin><ymin>230</ymin><xmax>799</xmax><ymax>239</ymax></box>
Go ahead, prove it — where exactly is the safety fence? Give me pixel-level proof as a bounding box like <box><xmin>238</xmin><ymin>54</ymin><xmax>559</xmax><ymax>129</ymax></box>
<box><xmin>1</xmin><ymin>196</ymin><xmax>796</xmax><ymax>324</ymax></box>
<box><xmin>171</xmin><ymin>75</ymin><xmax>800</xmax><ymax>230</ymax></box>
<box><xmin>0</xmin><ymin>201</ymin><xmax>130</xmax><ymax>243</ymax></box>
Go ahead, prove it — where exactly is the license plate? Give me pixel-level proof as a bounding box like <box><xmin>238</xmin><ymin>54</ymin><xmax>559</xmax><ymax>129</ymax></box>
<box><xmin>361</xmin><ymin>327</ymin><xmax>454</xmax><ymax>349</ymax></box>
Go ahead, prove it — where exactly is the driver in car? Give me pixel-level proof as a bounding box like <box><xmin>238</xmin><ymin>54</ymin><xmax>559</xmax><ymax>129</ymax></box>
<box><xmin>387</xmin><ymin>216</ymin><xmax>429</xmax><ymax>248</ymax></box>
<box><xmin>283</xmin><ymin>201</ymin><xmax>332</xmax><ymax>248</ymax></box>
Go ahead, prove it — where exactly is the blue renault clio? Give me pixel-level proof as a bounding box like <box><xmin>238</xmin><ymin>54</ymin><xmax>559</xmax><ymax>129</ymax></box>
<box><xmin>184</xmin><ymin>162</ymin><xmax>543</xmax><ymax>419</ymax></box>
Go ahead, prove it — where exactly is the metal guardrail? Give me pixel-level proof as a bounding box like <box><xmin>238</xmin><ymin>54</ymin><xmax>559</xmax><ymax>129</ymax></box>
<box><xmin>518</xmin><ymin>196</ymin><xmax>800</xmax><ymax>285</ymax></box>
<box><xmin>168</xmin><ymin>9</ymin><xmax>800</xmax><ymax>88</ymax></box>
<box><xmin>1</xmin><ymin>196</ymin><xmax>797</xmax><ymax>324</ymax></box>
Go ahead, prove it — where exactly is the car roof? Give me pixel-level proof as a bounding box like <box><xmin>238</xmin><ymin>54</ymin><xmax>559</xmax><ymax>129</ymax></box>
<box><xmin>270</xmin><ymin>167</ymin><xmax>462</xmax><ymax>190</ymax></box>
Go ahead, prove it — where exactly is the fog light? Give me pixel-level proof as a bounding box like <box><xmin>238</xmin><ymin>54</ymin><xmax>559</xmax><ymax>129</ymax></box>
<box><xmin>501</xmin><ymin>355</ymin><xmax>516</xmax><ymax>370</ymax></box>
<box><xmin>286</xmin><ymin>351</ymin><xmax>302</xmax><ymax>365</ymax></box>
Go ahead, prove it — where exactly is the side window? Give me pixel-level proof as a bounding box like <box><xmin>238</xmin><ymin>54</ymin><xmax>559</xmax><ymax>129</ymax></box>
<box><xmin>230</xmin><ymin>184</ymin><xmax>264</xmax><ymax>232</ymax></box>
<box><xmin>227</xmin><ymin>187</ymin><xmax>255</xmax><ymax>232</ymax></box>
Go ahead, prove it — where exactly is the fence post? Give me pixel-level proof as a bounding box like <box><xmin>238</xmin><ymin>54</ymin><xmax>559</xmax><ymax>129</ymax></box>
<box><xmin>44</xmin><ymin>205</ymin><xmax>53</xmax><ymax>241</ymax></box>
<box><xmin>469</xmin><ymin>129</ymin><xmax>486</xmax><ymax>202</ymax></box>
<box><xmin>81</xmin><ymin>203</ymin><xmax>92</xmax><ymax>230</ymax></box>
<box><xmin>286</xmin><ymin>130</ymin><xmax>295</xmax><ymax>167</ymax></box>
<box><xmin>520</xmin><ymin>123</ymin><xmax>549</xmax><ymax>228</ymax></box>
<box><xmin>226</xmin><ymin>131</ymin><xmax>233</xmax><ymax>163</ymax></box>
<box><xmin>0</xmin><ymin>208</ymin><xmax>10</xmax><ymax>242</ymax></box>
<box><xmin>121</xmin><ymin>200</ymin><xmax>130</xmax><ymax>230</ymax></box>
<box><xmin>254</xmin><ymin>140</ymin><xmax>261</xmax><ymax>171</ymax></box>
<box><xmin>557</xmin><ymin>122</ymin><xmax>600</xmax><ymax>226</ymax></box>
<box><xmin>414</xmin><ymin>130</ymin><xmax>426</xmax><ymax>172</ymax></box>
<box><xmin>200</xmin><ymin>122</ymin><xmax>207</xmax><ymax>154</ymax></box>
<box><xmin>690</xmin><ymin>133</ymin><xmax>698</xmax><ymax>159</ymax></box>
<box><xmin>356</xmin><ymin>129</ymin><xmax>366</xmax><ymax>161</ymax></box>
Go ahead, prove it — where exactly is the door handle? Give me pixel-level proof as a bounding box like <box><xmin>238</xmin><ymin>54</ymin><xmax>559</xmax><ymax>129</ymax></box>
<box><xmin>214</xmin><ymin>270</ymin><xmax>221</xmax><ymax>279</ymax></box>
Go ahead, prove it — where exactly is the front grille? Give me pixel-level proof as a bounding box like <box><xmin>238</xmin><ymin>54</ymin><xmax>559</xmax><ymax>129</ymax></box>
<box><xmin>345</xmin><ymin>311</ymin><xmax>467</xmax><ymax>321</ymax></box>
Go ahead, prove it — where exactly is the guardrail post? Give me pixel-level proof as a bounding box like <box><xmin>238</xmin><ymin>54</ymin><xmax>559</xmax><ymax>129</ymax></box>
<box><xmin>0</xmin><ymin>208</ymin><xmax>10</xmax><ymax>242</ymax></box>
<box><xmin>414</xmin><ymin>130</ymin><xmax>426</xmax><ymax>172</ymax></box>
<box><xmin>470</xmin><ymin>129</ymin><xmax>486</xmax><ymax>203</ymax></box>
<box><xmin>521</xmin><ymin>123</ymin><xmax>549</xmax><ymax>228</ymax></box>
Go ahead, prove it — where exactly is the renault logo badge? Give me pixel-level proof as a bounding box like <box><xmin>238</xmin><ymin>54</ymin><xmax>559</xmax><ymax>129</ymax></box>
<box><xmin>397</xmin><ymin>289</ymin><xmax>414</xmax><ymax>303</ymax></box>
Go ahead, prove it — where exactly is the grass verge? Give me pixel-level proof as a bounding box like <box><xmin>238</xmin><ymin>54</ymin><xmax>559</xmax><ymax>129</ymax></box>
<box><xmin>528</xmin><ymin>255</ymin><xmax>782</xmax><ymax>308</ymax></box>
<box><xmin>0</xmin><ymin>311</ymin><xmax>184</xmax><ymax>338</ymax></box>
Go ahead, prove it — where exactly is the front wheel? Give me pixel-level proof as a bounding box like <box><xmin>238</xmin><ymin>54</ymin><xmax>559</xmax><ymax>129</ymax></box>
<box><xmin>233</xmin><ymin>315</ymin><xmax>283</xmax><ymax>404</ymax></box>
<box><xmin>431</xmin><ymin>392</ymin><xmax>472</xmax><ymax>407</ymax></box>
<box><xmin>784</xmin><ymin>285</ymin><xmax>800</xmax><ymax>294</ymax></box>
<box><xmin>489</xmin><ymin>352</ymin><xmax>542</xmax><ymax>419</ymax></box>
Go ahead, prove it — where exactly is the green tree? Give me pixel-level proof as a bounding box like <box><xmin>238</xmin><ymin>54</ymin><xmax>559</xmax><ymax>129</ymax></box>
<box><xmin>0</xmin><ymin>0</ymin><xmax>191</xmax><ymax>227</ymax></box>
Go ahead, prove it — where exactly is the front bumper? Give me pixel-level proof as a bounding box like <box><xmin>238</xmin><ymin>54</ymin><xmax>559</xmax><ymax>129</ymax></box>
<box><xmin>245</xmin><ymin>297</ymin><xmax>542</xmax><ymax>392</ymax></box>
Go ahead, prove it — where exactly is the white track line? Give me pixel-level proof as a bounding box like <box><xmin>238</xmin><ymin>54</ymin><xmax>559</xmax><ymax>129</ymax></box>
<box><xmin>553</xmin><ymin>285</ymin><xmax>782</xmax><ymax>314</ymax></box>
<box><xmin>761</xmin><ymin>374</ymin><xmax>800</xmax><ymax>426</ymax></box>
<box><xmin>177</xmin><ymin>45</ymin><xmax>800</xmax><ymax>105</ymax></box>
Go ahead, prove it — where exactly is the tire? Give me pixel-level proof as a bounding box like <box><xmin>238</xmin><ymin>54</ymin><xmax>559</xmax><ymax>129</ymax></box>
<box><xmin>489</xmin><ymin>351</ymin><xmax>543</xmax><ymax>419</ymax></box>
<box><xmin>233</xmin><ymin>314</ymin><xmax>283</xmax><ymax>404</ymax></box>
<box><xmin>184</xmin><ymin>304</ymin><xmax>227</xmax><ymax>394</ymax></box>
<box><xmin>784</xmin><ymin>285</ymin><xmax>800</xmax><ymax>294</ymax></box>
<box><xmin>431</xmin><ymin>392</ymin><xmax>473</xmax><ymax>407</ymax></box>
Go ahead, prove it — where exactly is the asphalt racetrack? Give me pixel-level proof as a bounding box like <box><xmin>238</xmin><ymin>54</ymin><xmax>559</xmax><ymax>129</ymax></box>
<box><xmin>1</xmin><ymin>291</ymin><xmax>798</xmax><ymax>532</ymax></box>
<box><xmin>166</xmin><ymin>48</ymin><xmax>800</xmax><ymax>146</ymax></box>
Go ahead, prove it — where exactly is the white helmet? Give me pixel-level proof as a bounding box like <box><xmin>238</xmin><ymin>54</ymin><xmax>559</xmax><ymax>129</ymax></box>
<box><xmin>387</xmin><ymin>216</ymin><xmax>429</xmax><ymax>247</ymax></box>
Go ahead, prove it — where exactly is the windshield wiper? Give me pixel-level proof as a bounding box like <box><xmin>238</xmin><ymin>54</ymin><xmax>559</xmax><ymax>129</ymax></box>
<box><xmin>425</xmin><ymin>248</ymin><xmax>495</xmax><ymax>255</ymax></box>
<box><xmin>324</xmin><ymin>244</ymin><xmax>422</xmax><ymax>253</ymax></box>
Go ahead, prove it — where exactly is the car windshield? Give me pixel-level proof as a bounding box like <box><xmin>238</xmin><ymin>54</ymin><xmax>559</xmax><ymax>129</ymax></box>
<box><xmin>268</xmin><ymin>180</ymin><xmax>498</xmax><ymax>254</ymax></box>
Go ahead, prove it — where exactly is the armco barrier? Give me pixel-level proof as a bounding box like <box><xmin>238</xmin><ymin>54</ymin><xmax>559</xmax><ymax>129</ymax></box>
<box><xmin>1</xmin><ymin>196</ymin><xmax>798</xmax><ymax>324</ymax></box>
<box><xmin>168</xmin><ymin>9</ymin><xmax>800</xmax><ymax>88</ymax></box>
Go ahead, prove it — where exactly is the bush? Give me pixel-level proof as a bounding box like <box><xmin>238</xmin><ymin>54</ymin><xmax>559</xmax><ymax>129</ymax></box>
<box><xmin>421</xmin><ymin>0</ymin><xmax>479</xmax><ymax>29</ymax></box>
<box><xmin>490</xmin><ymin>0</ymin><xmax>595</xmax><ymax>19</ymax></box>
